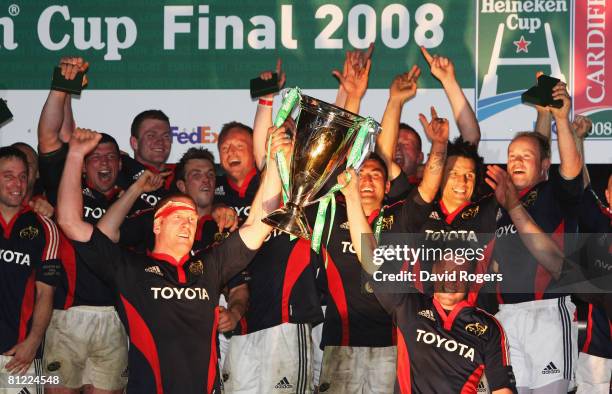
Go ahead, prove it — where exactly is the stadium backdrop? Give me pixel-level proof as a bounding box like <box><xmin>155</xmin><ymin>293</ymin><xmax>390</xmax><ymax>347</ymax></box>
<box><xmin>0</xmin><ymin>0</ymin><xmax>610</xmax><ymax>164</ymax></box>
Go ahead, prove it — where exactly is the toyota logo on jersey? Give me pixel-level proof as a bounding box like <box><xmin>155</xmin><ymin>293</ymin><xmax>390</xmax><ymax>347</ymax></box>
<box><xmin>415</xmin><ymin>329</ymin><xmax>475</xmax><ymax>362</ymax></box>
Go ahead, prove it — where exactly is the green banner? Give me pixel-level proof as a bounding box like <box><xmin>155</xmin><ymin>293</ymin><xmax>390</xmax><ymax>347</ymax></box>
<box><xmin>0</xmin><ymin>1</ymin><xmax>474</xmax><ymax>89</ymax></box>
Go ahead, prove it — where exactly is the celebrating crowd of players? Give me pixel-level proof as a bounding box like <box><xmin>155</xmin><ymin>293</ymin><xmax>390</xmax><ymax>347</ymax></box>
<box><xmin>0</xmin><ymin>46</ymin><xmax>610</xmax><ymax>394</ymax></box>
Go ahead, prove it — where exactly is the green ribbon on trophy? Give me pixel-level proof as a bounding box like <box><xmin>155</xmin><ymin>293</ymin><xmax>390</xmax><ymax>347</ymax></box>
<box><xmin>271</xmin><ymin>87</ymin><xmax>301</xmax><ymax>204</ymax></box>
<box><xmin>310</xmin><ymin>118</ymin><xmax>376</xmax><ymax>254</ymax></box>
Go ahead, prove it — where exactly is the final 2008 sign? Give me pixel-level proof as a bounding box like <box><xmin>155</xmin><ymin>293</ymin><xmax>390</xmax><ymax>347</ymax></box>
<box><xmin>0</xmin><ymin>1</ymin><xmax>610</xmax><ymax>163</ymax></box>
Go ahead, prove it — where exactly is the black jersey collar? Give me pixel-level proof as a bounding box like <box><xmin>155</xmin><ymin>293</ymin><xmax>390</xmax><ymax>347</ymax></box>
<box><xmin>147</xmin><ymin>251</ymin><xmax>190</xmax><ymax>284</ymax></box>
<box><xmin>0</xmin><ymin>204</ymin><xmax>31</xmax><ymax>239</ymax></box>
<box><xmin>227</xmin><ymin>167</ymin><xmax>257</xmax><ymax>198</ymax></box>
<box><xmin>439</xmin><ymin>199</ymin><xmax>471</xmax><ymax>225</ymax></box>
<box><xmin>432</xmin><ymin>297</ymin><xmax>471</xmax><ymax>331</ymax></box>
<box><xmin>195</xmin><ymin>214</ymin><xmax>214</xmax><ymax>241</ymax></box>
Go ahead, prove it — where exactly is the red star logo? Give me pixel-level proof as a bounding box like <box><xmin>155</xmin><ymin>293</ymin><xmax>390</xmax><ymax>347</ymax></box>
<box><xmin>513</xmin><ymin>36</ymin><xmax>531</xmax><ymax>53</ymax></box>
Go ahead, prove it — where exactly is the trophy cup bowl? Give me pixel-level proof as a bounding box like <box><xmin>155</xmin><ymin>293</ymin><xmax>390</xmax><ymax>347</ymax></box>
<box><xmin>262</xmin><ymin>95</ymin><xmax>366</xmax><ymax>239</ymax></box>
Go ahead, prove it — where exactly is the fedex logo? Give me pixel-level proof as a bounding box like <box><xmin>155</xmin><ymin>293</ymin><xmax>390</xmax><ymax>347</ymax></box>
<box><xmin>171</xmin><ymin>126</ymin><xmax>218</xmax><ymax>144</ymax></box>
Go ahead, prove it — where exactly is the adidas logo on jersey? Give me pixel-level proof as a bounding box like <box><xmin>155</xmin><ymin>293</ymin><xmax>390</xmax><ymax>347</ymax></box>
<box><xmin>541</xmin><ymin>362</ymin><xmax>560</xmax><ymax>374</ymax></box>
<box><xmin>17</xmin><ymin>388</ymin><xmax>31</xmax><ymax>394</ymax></box>
<box><xmin>340</xmin><ymin>221</ymin><xmax>350</xmax><ymax>229</ymax></box>
<box><xmin>145</xmin><ymin>266</ymin><xmax>163</xmax><ymax>276</ymax></box>
<box><xmin>429</xmin><ymin>211</ymin><xmax>441</xmax><ymax>220</ymax></box>
<box><xmin>82</xmin><ymin>187</ymin><xmax>95</xmax><ymax>199</ymax></box>
<box><xmin>418</xmin><ymin>309</ymin><xmax>435</xmax><ymax>321</ymax></box>
<box><xmin>215</xmin><ymin>186</ymin><xmax>225</xmax><ymax>196</ymax></box>
<box><xmin>477</xmin><ymin>380</ymin><xmax>487</xmax><ymax>393</ymax></box>
<box><xmin>274</xmin><ymin>377</ymin><xmax>293</xmax><ymax>389</ymax></box>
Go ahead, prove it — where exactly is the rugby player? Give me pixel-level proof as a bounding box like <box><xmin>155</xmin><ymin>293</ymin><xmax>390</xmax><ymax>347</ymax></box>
<box><xmin>378</xmin><ymin>47</ymin><xmax>481</xmax><ymax>201</ymax></box>
<box><xmin>214</xmin><ymin>121</ymin><xmax>259</xmax><ymax>222</ymax></box>
<box><xmin>493</xmin><ymin>81</ymin><xmax>583</xmax><ymax>393</ymax></box>
<box><xmin>56</xmin><ymin>127</ymin><xmax>283</xmax><ymax>393</ymax></box>
<box><xmin>97</xmin><ymin>147</ymin><xmax>247</xmax><ymax>373</ymax></box>
<box><xmin>376</xmin><ymin>67</ymin><xmax>496</xmax><ymax>302</ymax></box>
<box><xmin>0</xmin><ymin>147</ymin><xmax>60</xmax><ymax>394</ymax></box>
<box><xmin>336</xmin><ymin>162</ymin><xmax>523</xmax><ymax>394</ymax></box>
<box><xmin>315</xmin><ymin>101</ymin><xmax>448</xmax><ymax>393</ymax></box>
<box><xmin>38</xmin><ymin>61</ymin><xmax>148</xmax><ymax>393</ymax></box>
<box><xmin>571</xmin><ymin>114</ymin><xmax>611</xmax><ymax>394</ymax></box>
<box><xmin>575</xmin><ymin>174</ymin><xmax>611</xmax><ymax>394</ymax></box>
<box><xmin>223</xmin><ymin>72</ymin><xmax>323</xmax><ymax>391</ymax></box>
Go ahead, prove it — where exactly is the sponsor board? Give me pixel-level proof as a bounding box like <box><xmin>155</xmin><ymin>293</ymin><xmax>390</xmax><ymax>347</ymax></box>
<box><xmin>573</xmin><ymin>0</ymin><xmax>611</xmax><ymax>140</ymax></box>
<box><xmin>476</xmin><ymin>0</ymin><xmax>571</xmax><ymax>140</ymax></box>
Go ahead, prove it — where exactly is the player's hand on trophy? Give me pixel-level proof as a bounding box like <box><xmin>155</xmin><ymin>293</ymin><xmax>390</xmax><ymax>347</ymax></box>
<box><xmin>332</xmin><ymin>50</ymin><xmax>371</xmax><ymax>100</ymax></box>
<box><xmin>419</xmin><ymin>106</ymin><xmax>449</xmax><ymax>145</ymax></box>
<box><xmin>549</xmin><ymin>81</ymin><xmax>571</xmax><ymax>120</ymax></box>
<box><xmin>572</xmin><ymin>114</ymin><xmax>592</xmax><ymax>140</ymax></box>
<box><xmin>420</xmin><ymin>46</ymin><xmax>455</xmax><ymax>86</ymax></box>
<box><xmin>260</xmin><ymin>58</ymin><xmax>286</xmax><ymax>99</ymax></box>
<box><xmin>267</xmin><ymin>126</ymin><xmax>293</xmax><ymax>165</ymax></box>
<box><xmin>485</xmin><ymin>165</ymin><xmax>520</xmax><ymax>211</ymax></box>
<box><xmin>338</xmin><ymin>168</ymin><xmax>360</xmax><ymax>202</ymax></box>
<box><xmin>59</xmin><ymin>56</ymin><xmax>89</xmax><ymax>87</ymax></box>
<box><xmin>389</xmin><ymin>65</ymin><xmax>421</xmax><ymax>105</ymax></box>
<box><xmin>69</xmin><ymin>128</ymin><xmax>102</xmax><ymax>157</ymax></box>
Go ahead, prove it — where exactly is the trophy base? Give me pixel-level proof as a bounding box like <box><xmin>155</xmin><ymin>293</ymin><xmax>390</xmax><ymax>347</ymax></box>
<box><xmin>262</xmin><ymin>203</ymin><xmax>311</xmax><ymax>240</ymax></box>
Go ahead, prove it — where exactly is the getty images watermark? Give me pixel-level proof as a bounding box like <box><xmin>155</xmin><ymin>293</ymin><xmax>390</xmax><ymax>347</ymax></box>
<box><xmin>369</xmin><ymin>243</ymin><xmax>504</xmax><ymax>285</ymax></box>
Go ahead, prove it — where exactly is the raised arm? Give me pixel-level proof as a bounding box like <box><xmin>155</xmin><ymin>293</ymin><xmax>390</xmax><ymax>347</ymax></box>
<box><xmin>550</xmin><ymin>82</ymin><xmax>582</xmax><ymax>179</ymax></box>
<box><xmin>417</xmin><ymin>107</ymin><xmax>449</xmax><ymax>203</ymax></box>
<box><xmin>377</xmin><ymin>66</ymin><xmax>421</xmax><ymax>180</ymax></box>
<box><xmin>253</xmin><ymin>58</ymin><xmax>286</xmax><ymax>170</ymax></box>
<box><xmin>334</xmin><ymin>44</ymin><xmax>374</xmax><ymax>108</ymax></box>
<box><xmin>333</xmin><ymin>52</ymin><xmax>371</xmax><ymax>115</ymax></box>
<box><xmin>238</xmin><ymin>126</ymin><xmax>287</xmax><ymax>249</ymax></box>
<box><xmin>56</xmin><ymin>128</ymin><xmax>100</xmax><ymax>242</ymax></box>
<box><xmin>534</xmin><ymin>106</ymin><xmax>553</xmax><ymax>140</ymax></box>
<box><xmin>96</xmin><ymin>171</ymin><xmax>165</xmax><ymax>242</ymax></box>
<box><xmin>337</xmin><ymin>168</ymin><xmax>378</xmax><ymax>274</ymax></box>
<box><xmin>533</xmin><ymin>72</ymin><xmax>553</xmax><ymax>140</ymax></box>
<box><xmin>37</xmin><ymin>57</ymin><xmax>88</xmax><ymax>154</ymax></box>
<box><xmin>486</xmin><ymin>165</ymin><xmax>564</xmax><ymax>279</ymax></box>
<box><xmin>571</xmin><ymin>115</ymin><xmax>592</xmax><ymax>187</ymax></box>
<box><xmin>421</xmin><ymin>47</ymin><xmax>480</xmax><ymax>145</ymax></box>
